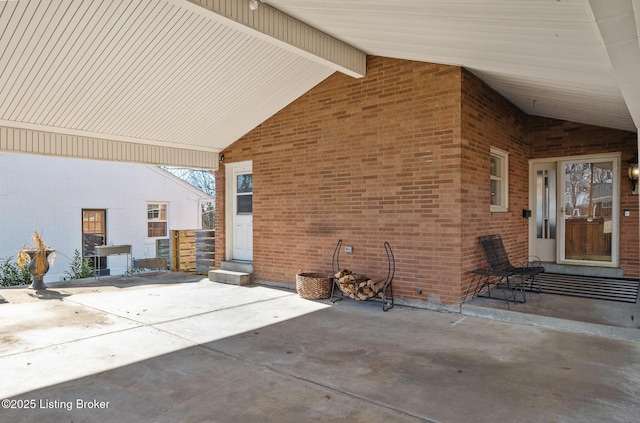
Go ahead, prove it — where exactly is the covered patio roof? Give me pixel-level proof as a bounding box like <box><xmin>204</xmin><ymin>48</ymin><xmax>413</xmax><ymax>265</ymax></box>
<box><xmin>0</xmin><ymin>0</ymin><xmax>638</xmax><ymax>169</ymax></box>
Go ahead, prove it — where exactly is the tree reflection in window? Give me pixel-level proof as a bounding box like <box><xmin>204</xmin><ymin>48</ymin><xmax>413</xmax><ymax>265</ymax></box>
<box><xmin>564</xmin><ymin>162</ymin><xmax>612</xmax><ymax>220</ymax></box>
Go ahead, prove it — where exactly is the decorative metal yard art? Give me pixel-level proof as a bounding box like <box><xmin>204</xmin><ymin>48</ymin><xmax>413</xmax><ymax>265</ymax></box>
<box><xmin>18</xmin><ymin>232</ymin><xmax>55</xmax><ymax>290</ymax></box>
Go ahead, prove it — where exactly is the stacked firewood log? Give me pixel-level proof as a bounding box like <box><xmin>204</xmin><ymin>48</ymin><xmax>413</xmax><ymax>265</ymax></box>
<box><xmin>334</xmin><ymin>269</ymin><xmax>387</xmax><ymax>300</ymax></box>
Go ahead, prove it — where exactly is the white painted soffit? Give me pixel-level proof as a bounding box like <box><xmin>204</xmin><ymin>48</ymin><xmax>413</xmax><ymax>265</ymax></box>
<box><xmin>0</xmin><ymin>0</ymin><xmax>365</xmax><ymax>169</ymax></box>
<box><xmin>588</xmin><ymin>0</ymin><xmax>640</xmax><ymax>130</ymax></box>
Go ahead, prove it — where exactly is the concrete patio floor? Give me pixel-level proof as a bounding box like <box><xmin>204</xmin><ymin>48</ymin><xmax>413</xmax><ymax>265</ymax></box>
<box><xmin>1</xmin><ymin>273</ymin><xmax>639</xmax><ymax>422</ymax></box>
<box><xmin>462</xmin><ymin>284</ymin><xmax>640</xmax><ymax>342</ymax></box>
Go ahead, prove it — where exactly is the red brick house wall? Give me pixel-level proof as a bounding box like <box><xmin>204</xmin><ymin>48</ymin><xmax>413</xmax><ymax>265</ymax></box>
<box><xmin>215</xmin><ymin>55</ymin><xmax>639</xmax><ymax>308</ymax></box>
<box><xmin>459</xmin><ymin>70</ymin><xmax>531</xmax><ymax>296</ymax></box>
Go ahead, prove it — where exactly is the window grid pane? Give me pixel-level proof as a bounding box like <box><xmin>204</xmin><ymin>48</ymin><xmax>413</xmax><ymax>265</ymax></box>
<box><xmin>148</xmin><ymin>204</ymin><xmax>163</xmax><ymax>220</ymax></box>
<box><xmin>148</xmin><ymin>222</ymin><xmax>167</xmax><ymax>237</ymax></box>
<box><xmin>490</xmin><ymin>179</ymin><xmax>501</xmax><ymax>206</ymax></box>
<box><xmin>237</xmin><ymin>194</ymin><xmax>253</xmax><ymax>214</ymax></box>
<box><xmin>490</xmin><ymin>156</ymin><xmax>501</xmax><ymax>177</ymax></box>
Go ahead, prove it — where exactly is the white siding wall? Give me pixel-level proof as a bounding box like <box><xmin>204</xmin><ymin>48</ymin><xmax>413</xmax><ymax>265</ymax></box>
<box><xmin>0</xmin><ymin>153</ymin><xmax>206</xmax><ymax>282</ymax></box>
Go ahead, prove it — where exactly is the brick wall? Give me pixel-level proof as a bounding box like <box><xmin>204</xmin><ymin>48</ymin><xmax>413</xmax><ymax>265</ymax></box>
<box><xmin>460</xmin><ymin>70</ymin><xmax>531</xmax><ymax>297</ymax></box>
<box><xmin>217</xmin><ymin>57</ymin><xmax>467</xmax><ymax>307</ymax></box>
<box><xmin>215</xmin><ymin>55</ymin><xmax>639</xmax><ymax>308</ymax></box>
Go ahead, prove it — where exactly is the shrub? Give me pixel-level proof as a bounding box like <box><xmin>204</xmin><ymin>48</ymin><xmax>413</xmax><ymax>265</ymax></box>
<box><xmin>63</xmin><ymin>249</ymin><xmax>95</xmax><ymax>280</ymax></box>
<box><xmin>0</xmin><ymin>256</ymin><xmax>31</xmax><ymax>287</ymax></box>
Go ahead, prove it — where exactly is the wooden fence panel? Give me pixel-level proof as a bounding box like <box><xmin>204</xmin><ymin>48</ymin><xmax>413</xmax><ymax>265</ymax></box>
<box><xmin>171</xmin><ymin>229</ymin><xmax>215</xmax><ymax>275</ymax></box>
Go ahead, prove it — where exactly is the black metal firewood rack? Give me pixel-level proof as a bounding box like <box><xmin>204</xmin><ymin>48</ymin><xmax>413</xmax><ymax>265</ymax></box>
<box><xmin>330</xmin><ymin>239</ymin><xmax>395</xmax><ymax>311</ymax></box>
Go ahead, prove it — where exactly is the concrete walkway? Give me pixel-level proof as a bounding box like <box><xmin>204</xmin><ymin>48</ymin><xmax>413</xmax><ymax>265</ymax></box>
<box><xmin>1</xmin><ymin>273</ymin><xmax>639</xmax><ymax>422</ymax></box>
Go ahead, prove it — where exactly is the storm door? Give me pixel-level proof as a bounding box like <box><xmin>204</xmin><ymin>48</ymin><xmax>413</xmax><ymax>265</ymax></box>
<box><xmin>558</xmin><ymin>156</ymin><xmax>619</xmax><ymax>266</ymax></box>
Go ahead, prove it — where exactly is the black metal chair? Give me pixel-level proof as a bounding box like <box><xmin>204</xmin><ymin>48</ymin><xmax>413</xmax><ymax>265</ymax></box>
<box><xmin>477</xmin><ymin>234</ymin><xmax>545</xmax><ymax>304</ymax></box>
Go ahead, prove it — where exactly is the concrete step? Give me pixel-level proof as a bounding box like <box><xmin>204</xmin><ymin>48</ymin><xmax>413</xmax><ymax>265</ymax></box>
<box><xmin>221</xmin><ymin>260</ymin><xmax>254</xmax><ymax>274</ymax></box>
<box><xmin>540</xmin><ymin>262</ymin><xmax>624</xmax><ymax>279</ymax></box>
<box><xmin>209</xmin><ymin>269</ymin><xmax>251</xmax><ymax>286</ymax></box>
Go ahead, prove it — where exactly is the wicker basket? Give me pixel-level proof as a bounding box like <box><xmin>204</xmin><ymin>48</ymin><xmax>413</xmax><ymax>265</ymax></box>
<box><xmin>296</xmin><ymin>272</ymin><xmax>333</xmax><ymax>300</ymax></box>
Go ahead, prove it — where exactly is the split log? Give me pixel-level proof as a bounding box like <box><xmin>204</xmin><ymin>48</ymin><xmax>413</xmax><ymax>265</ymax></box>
<box><xmin>335</xmin><ymin>269</ymin><xmax>352</xmax><ymax>279</ymax></box>
<box><xmin>370</xmin><ymin>278</ymin><xmax>386</xmax><ymax>293</ymax></box>
<box><xmin>335</xmin><ymin>269</ymin><xmax>388</xmax><ymax>301</ymax></box>
<box><xmin>357</xmin><ymin>292</ymin><xmax>369</xmax><ymax>300</ymax></box>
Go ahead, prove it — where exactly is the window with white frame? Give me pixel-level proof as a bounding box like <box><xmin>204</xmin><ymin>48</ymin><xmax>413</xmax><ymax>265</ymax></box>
<box><xmin>147</xmin><ymin>203</ymin><xmax>168</xmax><ymax>237</ymax></box>
<box><xmin>490</xmin><ymin>147</ymin><xmax>509</xmax><ymax>212</ymax></box>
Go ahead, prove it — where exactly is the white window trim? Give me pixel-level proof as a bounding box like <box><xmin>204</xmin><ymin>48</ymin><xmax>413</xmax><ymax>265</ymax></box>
<box><xmin>490</xmin><ymin>147</ymin><xmax>509</xmax><ymax>212</ymax></box>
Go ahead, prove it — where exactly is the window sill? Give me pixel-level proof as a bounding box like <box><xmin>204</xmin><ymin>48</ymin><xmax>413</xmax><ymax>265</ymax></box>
<box><xmin>491</xmin><ymin>206</ymin><xmax>509</xmax><ymax>213</ymax></box>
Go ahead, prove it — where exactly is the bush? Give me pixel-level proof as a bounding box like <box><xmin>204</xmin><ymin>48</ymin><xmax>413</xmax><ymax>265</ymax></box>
<box><xmin>63</xmin><ymin>249</ymin><xmax>95</xmax><ymax>280</ymax></box>
<box><xmin>0</xmin><ymin>256</ymin><xmax>31</xmax><ymax>287</ymax></box>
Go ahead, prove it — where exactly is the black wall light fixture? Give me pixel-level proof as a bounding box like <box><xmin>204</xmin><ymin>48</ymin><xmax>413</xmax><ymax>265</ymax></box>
<box><xmin>627</xmin><ymin>153</ymin><xmax>638</xmax><ymax>194</ymax></box>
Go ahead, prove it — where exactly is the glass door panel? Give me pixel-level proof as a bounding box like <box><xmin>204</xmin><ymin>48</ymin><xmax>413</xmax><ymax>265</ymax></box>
<box><xmin>531</xmin><ymin>162</ymin><xmax>556</xmax><ymax>262</ymax></box>
<box><xmin>559</xmin><ymin>157</ymin><xmax>618</xmax><ymax>265</ymax></box>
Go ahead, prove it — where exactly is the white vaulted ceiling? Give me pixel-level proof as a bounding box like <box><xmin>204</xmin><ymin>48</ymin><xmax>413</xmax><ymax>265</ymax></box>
<box><xmin>0</xmin><ymin>0</ymin><xmax>638</xmax><ymax>169</ymax></box>
<box><xmin>0</xmin><ymin>0</ymin><xmax>363</xmax><ymax>168</ymax></box>
<box><xmin>269</xmin><ymin>0</ymin><xmax>640</xmax><ymax>133</ymax></box>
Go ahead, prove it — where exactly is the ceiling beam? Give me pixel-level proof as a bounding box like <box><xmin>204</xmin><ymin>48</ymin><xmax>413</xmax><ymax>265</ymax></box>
<box><xmin>589</xmin><ymin>0</ymin><xmax>640</xmax><ymax>130</ymax></box>
<box><xmin>180</xmin><ymin>0</ymin><xmax>366</xmax><ymax>78</ymax></box>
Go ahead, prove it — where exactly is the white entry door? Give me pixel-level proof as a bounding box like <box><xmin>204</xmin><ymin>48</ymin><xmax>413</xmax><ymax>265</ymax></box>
<box><xmin>226</xmin><ymin>161</ymin><xmax>253</xmax><ymax>261</ymax></box>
